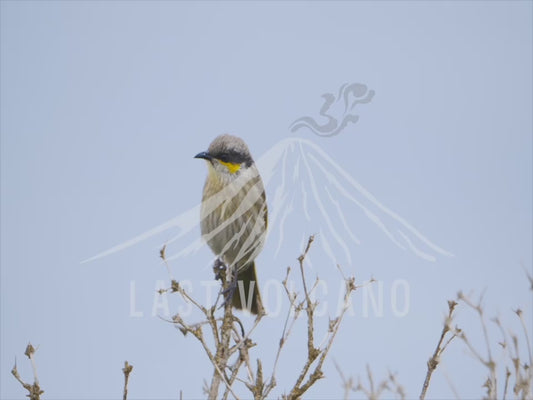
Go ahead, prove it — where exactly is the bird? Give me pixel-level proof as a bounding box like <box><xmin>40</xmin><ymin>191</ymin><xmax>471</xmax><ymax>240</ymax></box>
<box><xmin>195</xmin><ymin>134</ymin><xmax>268</xmax><ymax>314</ymax></box>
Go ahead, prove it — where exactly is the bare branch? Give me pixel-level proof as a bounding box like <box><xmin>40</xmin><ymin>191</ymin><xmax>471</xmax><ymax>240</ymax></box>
<box><xmin>263</xmin><ymin>267</ymin><xmax>301</xmax><ymax>398</ymax></box>
<box><xmin>515</xmin><ymin>308</ymin><xmax>533</xmax><ymax>368</ymax></box>
<box><xmin>284</xmin><ymin>236</ymin><xmax>357</xmax><ymax>400</ymax></box>
<box><xmin>164</xmin><ymin>234</ymin><xmax>358</xmax><ymax>400</ymax></box>
<box><xmin>419</xmin><ymin>300</ymin><xmax>459</xmax><ymax>400</ymax></box>
<box><xmin>349</xmin><ymin>365</ymin><xmax>406</xmax><ymax>400</ymax></box>
<box><xmin>11</xmin><ymin>343</ymin><xmax>44</xmax><ymax>400</ymax></box>
<box><xmin>333</xmin><ymin>359</ymin><xmax>353</xmax><ymax>400</ymax></box>
<box><xmin>122</xmin><ymin>361</ymin><xmax>133</xmax><ymax>400</ymax></box>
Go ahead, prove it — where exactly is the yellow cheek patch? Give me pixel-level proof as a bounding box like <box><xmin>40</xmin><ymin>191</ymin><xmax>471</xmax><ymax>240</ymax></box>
<box><xmin>219</xmin><ymin>160</ymin><xmax>241</xmax><ymax>174</ymax></box>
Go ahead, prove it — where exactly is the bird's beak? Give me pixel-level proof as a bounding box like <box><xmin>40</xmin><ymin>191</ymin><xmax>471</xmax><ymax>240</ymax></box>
<box><xmin>194</xmin><ymin>151</ymin><xmax>212</xmax><ymax>161</ymax></box>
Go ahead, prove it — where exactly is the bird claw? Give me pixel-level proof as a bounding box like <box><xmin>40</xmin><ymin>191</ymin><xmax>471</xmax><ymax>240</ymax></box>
<box><xmin>219</xmin><ymin>269</ymin><xmax>238</xmax><ymax>309</ymax></box>
<box><xmin>213</xmin><ymin>259</ymin><xmax>239</xmax><ymax>310</ymax></box>
<box><xmin>213</xmin><ymin>258</ymin><xmax>226</xmax><ymax>281</ymax></box>
<box><xmin>222</xmin><ymin>278</ymin><xmax>237</xmax><ymax>299</ymax></box>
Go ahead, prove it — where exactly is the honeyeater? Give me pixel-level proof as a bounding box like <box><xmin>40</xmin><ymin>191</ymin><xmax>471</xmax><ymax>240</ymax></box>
<box><xmin>195</xmin><ymin>134</ymin><xmax>267</xmax><ymax>314</ymax></box>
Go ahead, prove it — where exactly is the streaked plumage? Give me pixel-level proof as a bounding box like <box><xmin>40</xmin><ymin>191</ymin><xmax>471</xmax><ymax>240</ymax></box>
<box><xmin>195</xmin><ymin>134</ymin><xmax>267</xmax><ymax>314</ymax></box>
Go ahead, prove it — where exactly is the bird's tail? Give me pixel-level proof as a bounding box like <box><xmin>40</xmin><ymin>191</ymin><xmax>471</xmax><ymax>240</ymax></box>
<box><xmin>232</xmin><ymin>262</ymin><xmax>263</xmax><ymax>315</ymax></box>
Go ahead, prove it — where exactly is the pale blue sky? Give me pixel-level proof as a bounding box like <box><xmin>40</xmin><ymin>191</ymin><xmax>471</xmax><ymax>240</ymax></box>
<box><xmin>1</xmin><ymin>1</ymin><xmax>532</xmax><ymax>399</ymax></box>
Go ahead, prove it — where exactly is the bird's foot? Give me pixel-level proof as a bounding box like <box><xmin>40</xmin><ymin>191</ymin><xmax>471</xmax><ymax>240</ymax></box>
<box><xmin>213</xmin><ymin>258</ymin><xmax>226</xmax><ymax>281</ymax></box>
<box><xmin>220</xmin><ymin>269</ymin><xmax>238</xmax><ymax>309</ymax></box>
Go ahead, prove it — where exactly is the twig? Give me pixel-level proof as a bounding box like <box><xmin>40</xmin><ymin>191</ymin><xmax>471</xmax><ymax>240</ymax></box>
<box><xmin>263</xmin><ymin>267</ymin><xmax>301</xmax><ymax>398</ymax></box>
<box><xmin>419</xmin><ymin>300</ymin><xmax>459</xmax><ymax>400</ymax></box>
<box><xmin>160</xmin><ymin>244</ymin><xmax>174</xmax><ymax>280</ymax></box>
<box><xmin>457</xmin><ymin>291</ymin><xmax>499</xmax><ymax>398</ymax></box>
<box><xmin>350</xmin><ymin>365</ymin><xmax>406</xmax><ymax>400</ymax></box>
<box><xmin>164</xmin><ymin>235</ymin><xmax>357</xmax><ymax>400</ymax></box>
<box><xmin>208</xmin><ymin>271</ymin><xmax>238</xmax><ymax>399</ymax></box>
<box><xmin>387</xmin><ymin>369</ymin><xmax>406</xmax><ymax>400</ymax></box>
<box><xmin>333</xmin><ymin>359</ymin><xmax>353</xmax><ymax>400</ymax></box>
<box><xmin>515</xmin><ymin>308</ymin><xmax>533</xmax><ymax>368</ymax></box>
<box><xmin>502</xmin><ymin>367</ymin><xmax>511</xmax><ymax>400</ymax></box>
<box><xmin>11</xmin><ymin>343</ymin><xmax>44</xmax><ymax>400</ymax></box>
<box><xmin>294</xmin><ymin>274</ymin><xmax>356</xmax><ymax>397</ymax></box>
<box><xmin>285</xmin><ymin>236</ymin><xmax>320</xmax><ymax>398</ymax></box>
<box><xmin>284</xmin><ymin>236</ymin><xmax>357</xmax><ymax>400</ymax></box>
<box><xmin>223</xmin><ymin>342</ymin><xmax>247</xmax><ymax>400</ymax></box>
<box><xmin>122</xmin><ymin>361</ymin><xmax>133</xmax><ymax>400</ymax></box>
<box><xmin>173</xmin><ymin>310</ymin><xmax>239</xmax><ymax>400</ymax></box>
<box><xmin>161</xmin><ymin>243</ymin><xmax>247</xmax><ymax>400</ymax></box>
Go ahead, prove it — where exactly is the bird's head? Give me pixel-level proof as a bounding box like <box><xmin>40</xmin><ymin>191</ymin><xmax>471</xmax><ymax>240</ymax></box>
<box><xmin>195</xmin><ymin>134</ymin><xmax>254</xmax><ymax>181</ymax></box>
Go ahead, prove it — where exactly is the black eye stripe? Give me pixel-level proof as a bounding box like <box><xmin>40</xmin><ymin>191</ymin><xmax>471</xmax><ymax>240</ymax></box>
<box><xmin>213</xmin><ymin>150</ymin><xmax>252</xmax><ymax>166</ymax></box>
